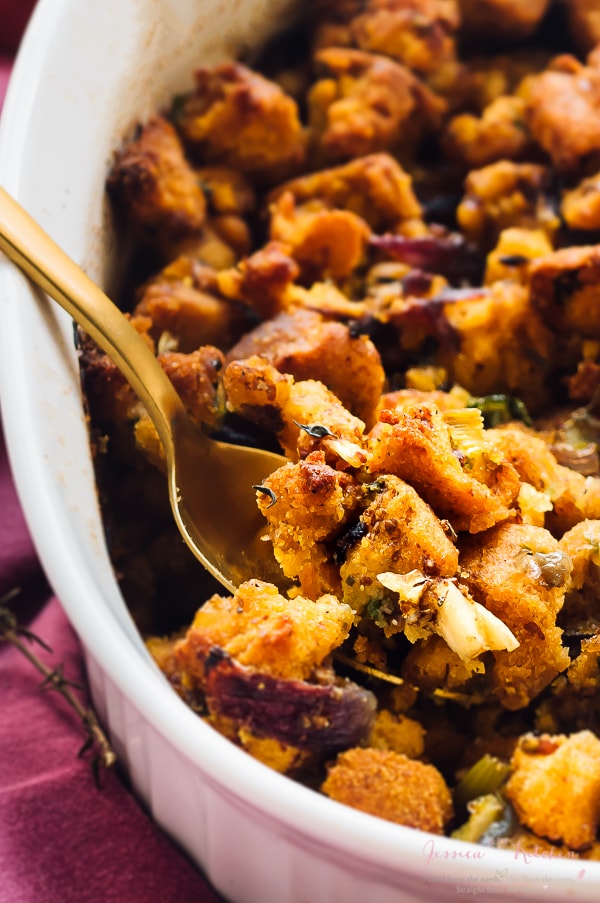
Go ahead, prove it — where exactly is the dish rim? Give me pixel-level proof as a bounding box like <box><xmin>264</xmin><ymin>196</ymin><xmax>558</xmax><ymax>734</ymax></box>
<box><xmin>0</xmin><ymin>1</ymin><xmax>598</xmax><ymax>898</ymax></box>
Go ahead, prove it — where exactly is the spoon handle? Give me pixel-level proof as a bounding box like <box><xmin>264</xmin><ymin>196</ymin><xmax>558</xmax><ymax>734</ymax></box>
<box><xmin>0</xmin><ymin>184</ymin><xmax>184</xmax><ymax>460</ymax></box>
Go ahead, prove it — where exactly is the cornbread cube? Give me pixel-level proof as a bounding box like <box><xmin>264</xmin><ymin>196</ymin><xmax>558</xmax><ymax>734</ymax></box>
<box><xmin>268</xmin><ymin>152</ymin><xmax>422</xmax><ymax>232</ymax></box>
<box><xmin>176</xmin><ymin>61</ymin><xmax>306</xmax><ymax>182</ymax></box>
<box><xmin>227</xmin><ymin>308</ymin><xmax>384</xmax><ymax>428</ymax></box>
<box><xmin>521</xmin><ymin>56</ymin><xmax>600</xmax><ymax>172</ymax></box>
<box><xmin>506</xmin><ymin>731</ymin><xmax>600</xmax><ymax>850</ymax></box>
<box><xmin>457</xmin><ymin>161</ymin><xmax>558</xmax><ymax>247</ymax></box>
<box><xmin>368</xmin><ymin>403</ymin><xmax>521</xmax><ymax>533</ymax></box>
<box><xmin>529</xmin><ymin>245</ymin><xmax>600</xmax><ymax>339</ymax></box>
<box><xmin>322</xmin><ymin>747</ymin><xmax>453</xmax><ymax>832</ymax></box>
<box><xmin>107</xmin><ymin>115</ymin><xmax>206</xmax><ymax>236</ymax></box>
<box><xmin>174</xmin><ymin>579</ymin><xmax>354</xmax><ymax>684</ymax></box>
<box><xmin>257</xmin><ymin>452</ymin><xmax>358</xmax><ymax>597</ymax></box>
<box><xmin>442</xmin><ymin>95</ymin><xmax>533</xmax><ymax>169</ymax></box>
<box><xmin>460</xmin><ymin>522</ymin><xmax>571</xmax><ymax>709</ymax></box>
<box><xmin>315</xmin><ymin>0</ymin><xmax>462</xmax><ymax>95</ymax></box>
<box><xmin>340</xmin><ymin>474</ymin><xmax>459</xmax><ymax>613</ymax></box>
<box><xmin>308</xmin><ymin>46</ymin><xmax>444</xmax><ymax>162</ymax></box>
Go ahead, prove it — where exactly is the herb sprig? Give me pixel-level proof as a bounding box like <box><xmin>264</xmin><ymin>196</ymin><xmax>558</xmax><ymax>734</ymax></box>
<box><xmin>0</xmin><ymin>588</ymin><xmax>116</xmax><ymax>785</ymax></box>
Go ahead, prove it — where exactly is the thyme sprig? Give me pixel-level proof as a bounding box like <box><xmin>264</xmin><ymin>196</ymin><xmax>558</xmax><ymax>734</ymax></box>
<box><xmin>293</xmin><ymin>421</ymin><xmax>338</xmax><ymax>439</ymax></box>
<box><xmin>0</xmin><ymin>588</ymin><xmax>116</xmax><ymax>784</ymax></box>
<box><xmin>253</xmin><ymin>485</ymin><xmax>278</xmax><ymax>508</ymax></box>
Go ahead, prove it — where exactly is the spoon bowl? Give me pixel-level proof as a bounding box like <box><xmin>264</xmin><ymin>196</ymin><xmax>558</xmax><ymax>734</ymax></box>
<box><xmin>0</xmin><ymin>184</ymin><xmax>288</xmax><ymax>594</ymax></box>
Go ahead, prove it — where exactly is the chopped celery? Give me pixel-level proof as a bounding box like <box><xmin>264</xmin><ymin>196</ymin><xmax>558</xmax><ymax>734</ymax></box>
<box><xmin>451</xmin><ymin>793</ymin><xmax>505</xmax><ymax>843</ymax></box>
<box><xmin>443</xmin><ymin>407</ymin><xmax>486</xmax><ymax>458</ymax></box>
<box><xmin>453</xmin><ymin>754</ymin><xmax>511</xmax><ymax>812</ymax></box>
<box><xmin>467</xmin><ymin>394</ymin><xmax>532</xmax><ymax>428</ymax></box>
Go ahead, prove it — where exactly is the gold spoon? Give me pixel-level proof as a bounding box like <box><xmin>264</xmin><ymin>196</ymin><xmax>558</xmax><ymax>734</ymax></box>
<box><xmin>0</xmin><ymin>185</ymin><xmax>288</xmax><ymax>594</ymax></box>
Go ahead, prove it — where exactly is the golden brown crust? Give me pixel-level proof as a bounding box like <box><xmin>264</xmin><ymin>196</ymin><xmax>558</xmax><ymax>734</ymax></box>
<box><xmin>340</xmin><ymin>474</ymin><xmax>459</xmax><ymax>612</ymax></box>
<box><xmin>268</xmin><ymin>152</ymin><xmax>422</xmax><ymax>232</ymax></box>
<box><xmin>521</xmin><ymin>59</ymin><xmax>600</xmax><ymax>173</ymax></box>
<box><xmin>456</xmin><ymin>161</ymin><xmax>558</xmax><ymax>248</ymax></box>
<box><xmin>223</xmin><ymin>355</ymin><xmax>366</xmax><ymax>461</ymax></box>
<box><xmin>506</xmin><ymin>731</ymin><xmax>600</xmax><ymax>850</ymax></box>
<box><xmin>529</xmin><ymin>245</ymin><xmax>600</xmax><ymax>339</ymax></box>
<box><xmin>489</xmin><ymin>427</ymin><xmax>600</xmax><ymax>534</ymax></box>
<box><xmin>460</xmin><ymin>522</ymin><xmax>571</xmax><ymax>709</ymax></box>
<box><xmin>483</xmin><ymin>227</ymin><xmax>552</xmax><ymax>286</ymax></box>
<box><xmin>217</xmin><ymin>242</ymin><xmax>300</xmax><ymax>320</ymax></box>
<box><xmin>367</xmin><ymin>709</ymin><xmax>426</xmax><ymax>758</ymax></box>
<box><xmin>174</xmin><ymin>579</ymin><xmax>354</xmax><ymax>684</ymax></box>
<box><xmin>176</xmin><ymin>62</ymin><xmax>306</xmax><ymax>182</ymax></box>
<box><xmin>458</xmin><ymin>0</ymin><xmax>550</xmax><ymax>41</ymax></box>
<box><xmin>321</xmin><ymin>747</ymin><xmax>453</xmax><ymax>832</ymax></box>
<box><xmin>257</xmin><ymin>452</ymin><xmax>359</xmax><ymax>597</ymax></box>
<box><xmin>308</xmin><ymin>46</ymin><xmax>445</xmax><ymax>164</ymax></box>
<box><xmin>107</xmin><ymin>116</ymin><xmax>206</xmax><ymax>237</ymax></box>
<box><xmin>368</xmin><ymin>403</ymin><xmax>521</xmax><ymax>533</ymax></box>
<box><xmin>315</xmin><ymin>0</ymin><xmax>462</xmax><ymax>95</ymax></box>
<box><xmin>158</xmin><ymin>348</ymin><xmax>225</xmax><ymax>426</ymax></box>
<box><xmin>561</xmin><ymin>170</ymin><xmax>600</xmax><ymax>232</ymax></box>
<box><xmin>226</xmin><ymin>308</ymin><xmax>385</xmax><ymax>428</ymax></box>
<box><xmin>134</xmin><ymin>276</ymin><xmax>247</xmax><ymax>353</ymax></box>
<box><xmin>439</xmin><ymin>281</ymin><xmax>555</xmax><ymax>413</ymax></box>
<box><xmin>194</xmin><ymin>165</ymin><xmax>256</xmax><ymax>216</ymax></box>
<box><xmin>442</xmin><ymin>95</ymin><xmax>533</xmax><ymax>170</ymax></box>
<box><xmin>222</xmin><ymin>356</ymin><xmax>294</xmax><ymax>437</ymax></box>
<box><xmin>269</xmin><ymin>191</ymin><xmax>371</xmax><ymax>282</ymax></box>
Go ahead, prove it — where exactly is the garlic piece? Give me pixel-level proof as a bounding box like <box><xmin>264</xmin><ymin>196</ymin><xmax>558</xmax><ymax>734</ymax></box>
<box><xmin>434</xmin><ymin>580</ymin><xmax>519</xmax><ymax>662</ymax></box>
<box><xmin>325</xmin><ymin>437</ymin><xmax>368</xmax><ymax>467</ymax></box>
<box><xmin>377</xmin><ymin>571</ymin><xmax>519</xmax><ymax>662</ymax></box>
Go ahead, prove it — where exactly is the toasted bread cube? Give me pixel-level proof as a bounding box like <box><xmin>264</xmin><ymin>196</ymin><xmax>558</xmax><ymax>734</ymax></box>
<box><xmin>107</xmin><ymin>116</ymin><xmax>206</xmax><ymax>236</ymax></box>
<box><xmin>459</xmin><ymin>0</ymin><xmax>550</xmax><ymax>41</ymax></box>
<box><xmin>227</xmin><ymin>308</ymin><xmax>384</xmax><ymax>428</ymax></box>
<box><xmin>175</xmin><ymin>579</ymin><xmax>354</xmax><ymax>684</ymax></box>
<box><xmin>268</xmin><ymin>152</ymin><xmax>422</xmax><ymax>233</ymax></box>
<box><xmin>176</xmin><ymin>62</ymin><xmax>306</xmax><ymax>182</ymax></box>
<box><xmin>506</xmin><ymin>731</ymin><xmax>600</xmax><ymax>850</ymax></box>
<box><xmin>322</xmin><ymin>747</ymin><xmax>453</xmax><ymax>832</ymax></box>
<box><xmin>529</xmin><ymin>245</ymin><xmax>600</xmax><ymax>339</ymax></box>
<box><xmin>460</xmin><ymin>522</ymin><xmax>571</xmax><ymax>709</ymax></box>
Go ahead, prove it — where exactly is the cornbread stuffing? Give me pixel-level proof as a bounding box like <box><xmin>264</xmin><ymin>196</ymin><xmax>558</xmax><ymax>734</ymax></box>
<box><xmin>83</xmin><ymin>0</ymin><xmax>600</xmax><ymax>854</ymax></box>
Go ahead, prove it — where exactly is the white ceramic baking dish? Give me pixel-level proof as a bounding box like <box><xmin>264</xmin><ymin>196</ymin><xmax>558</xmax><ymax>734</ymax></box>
<box><xmin>0</xmin><ymin>1</ymin><xmax>598</xmax><ymax>900</ymax></box>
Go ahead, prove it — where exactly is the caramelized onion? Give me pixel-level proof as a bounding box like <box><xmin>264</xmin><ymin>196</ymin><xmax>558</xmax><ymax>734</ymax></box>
<box><xmin>550</xmin><ymin>441</ymin><xmax>600</xmax><ymax>476</ymax></box>
<box><xmin>528</xmin><ymin>551</ymin><xmax>572</xmax><ymax>588</ymax></box>
<box><xmin>369</xmin><ymin>232</ymin><xmax>484</xmax><ymax>285</ymax></box>
<box><xmin>204</xmin><ymin>648</ymin><xmax>377</xmax><ymax>754</ymax></box>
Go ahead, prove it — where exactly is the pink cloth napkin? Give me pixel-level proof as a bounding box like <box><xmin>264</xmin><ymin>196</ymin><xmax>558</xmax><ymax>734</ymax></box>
<box><xmin>0</xmin><ymin>56</ymin><xmax>10</xmax><ymax>110</ymax></box>
<box><xmin>0</xmin><ymin>6</ymin><xmax>226</xmax><ymax>901</ymax></box>
<box><xmin>0</xmin><ymin>434</ymin><xmax>225</xmax><ymax>903</ymax></box>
